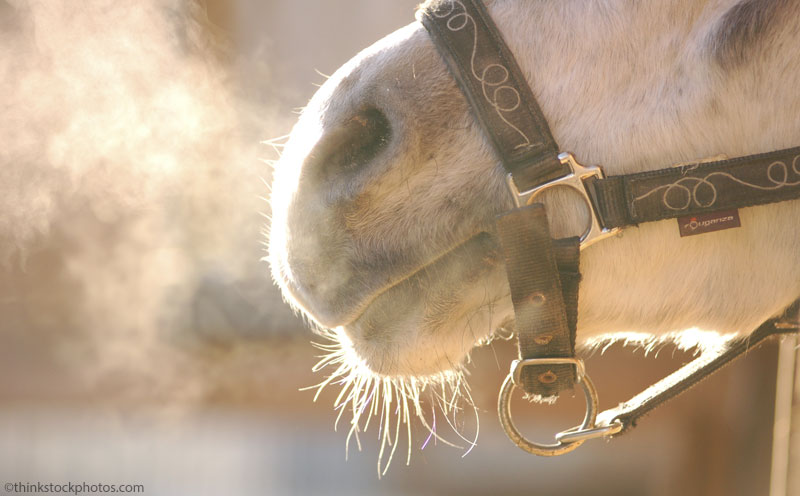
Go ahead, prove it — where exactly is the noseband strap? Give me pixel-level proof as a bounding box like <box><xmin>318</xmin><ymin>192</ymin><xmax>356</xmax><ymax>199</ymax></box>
<box><xmin>417</xmin><ymin>0</ymin><xmax>566</xmax><ymax>191</ymax></box>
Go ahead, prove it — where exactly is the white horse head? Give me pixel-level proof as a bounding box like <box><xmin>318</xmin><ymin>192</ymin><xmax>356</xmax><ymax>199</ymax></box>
<box><xmin>268</xmin><ymin>0</ymin><xmax>800</xmax><ymax>454</ymax></box>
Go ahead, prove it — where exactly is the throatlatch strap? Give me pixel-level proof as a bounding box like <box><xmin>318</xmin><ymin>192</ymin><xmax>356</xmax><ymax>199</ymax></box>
<box><xmin>601</xmin><ymin>299</ymin><xmax>800</xmax><ymax>435</ymax></box>
<box><xmin>586</xmin><ymin>145</ymin><xmax>800</xmax><ymax>229</ymax></box>
<box><xmin>496</xmin><ymin>204</ymin><xmax>580</xmax><ymax>397</ymax></box>
<box><xmin>417</xmin><ymin>0</ymin><xmax>566</xmax><ymax>191</ymax></box>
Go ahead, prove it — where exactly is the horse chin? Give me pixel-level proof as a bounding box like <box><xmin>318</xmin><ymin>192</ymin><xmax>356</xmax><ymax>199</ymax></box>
<box><xmin>338</xmin><ymin>232</ymin><xmax>513</xmax><ymax>378</ymax></box>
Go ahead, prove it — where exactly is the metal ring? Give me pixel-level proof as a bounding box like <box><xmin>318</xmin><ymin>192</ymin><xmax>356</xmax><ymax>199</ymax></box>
<box><xmin>504</xmin><ymin>153</ymin><xmax>620</xmax><ymax>250</ymax></box>
<box><xmin>526</xmin><ymin>184</ymin><xmax>594</xmax><ymax>243</ymax></box>
<box><xmin>497</xmin><ymin>371</ymin><xmax>599</xmax><ymax>456</ymax></box>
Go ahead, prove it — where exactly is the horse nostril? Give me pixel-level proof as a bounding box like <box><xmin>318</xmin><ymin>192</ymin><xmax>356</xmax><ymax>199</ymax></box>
<box><xmin>313</xmin><ymin>107</ymin><xmax>391</xmax><ymax>178</ymax></box>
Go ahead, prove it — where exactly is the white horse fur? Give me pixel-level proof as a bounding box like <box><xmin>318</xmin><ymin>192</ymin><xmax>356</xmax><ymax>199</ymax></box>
<box><xmin>269</xmin><ymin>0</ymin><xmax>800</xmax><ymax>387</ymax></box>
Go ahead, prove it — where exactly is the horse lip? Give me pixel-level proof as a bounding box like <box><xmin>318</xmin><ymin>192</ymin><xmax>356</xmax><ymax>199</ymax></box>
<box><xmin>279</xmin><ymin>231</ymin><xmax>498</xmax><ymax>330</ymax></box>
<box><xmin>343</xmin><ymin>231</ymin><xmax>500</xmax><ymax>329</ymax></box>
<box><xmin>276</xmin><ymin>268</ymin><xmax>358</xmax><ymax>329</ymax></box>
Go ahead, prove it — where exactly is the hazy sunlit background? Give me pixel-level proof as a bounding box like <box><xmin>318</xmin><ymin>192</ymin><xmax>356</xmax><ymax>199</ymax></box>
<box><xmin>0</xmin><ymin>1</ymin><xmax>786</xmax><ymax>494</ymax></box>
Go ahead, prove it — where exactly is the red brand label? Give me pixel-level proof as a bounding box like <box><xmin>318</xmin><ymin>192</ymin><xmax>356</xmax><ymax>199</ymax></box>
<box><xmin>678</xmin><ymin>209</ymin><xmax>741</xmax><ymax>237</ymax></box>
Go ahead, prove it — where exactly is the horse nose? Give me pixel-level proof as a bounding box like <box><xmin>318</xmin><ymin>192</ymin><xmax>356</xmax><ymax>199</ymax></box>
<box><xmin>306</xmin><ymin>106</ymin><xmax>391</xmax><ymax>183</ymax></box>
<box><xmin>277</xmin><ymin>106</ymin><xmax>394</xmax><ymax>327</ymax></box>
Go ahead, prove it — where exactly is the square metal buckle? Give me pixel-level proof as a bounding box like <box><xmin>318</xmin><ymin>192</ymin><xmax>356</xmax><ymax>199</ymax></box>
<box><xmin>509</xmin><ymin>357</ymin><xmax>586</xmax><ymax>387</ymax></box>
<box><xmin>506</xmin><ymin>152</ymin><xmax>620</xmax><ymax>249</ymax></box>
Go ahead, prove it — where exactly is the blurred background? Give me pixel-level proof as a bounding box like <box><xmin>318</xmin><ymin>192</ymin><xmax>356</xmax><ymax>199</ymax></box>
<box><xmin>0</xmin><ymin>1</ymin><xmax>791</xmax><ymax>494</ymax></box>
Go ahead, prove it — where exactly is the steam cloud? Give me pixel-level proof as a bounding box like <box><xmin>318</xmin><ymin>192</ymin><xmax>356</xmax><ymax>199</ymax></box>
<box><xmin>0</xmin><ymin>0</ymin><xmax>297</xmax><ymax>404</ymax></box>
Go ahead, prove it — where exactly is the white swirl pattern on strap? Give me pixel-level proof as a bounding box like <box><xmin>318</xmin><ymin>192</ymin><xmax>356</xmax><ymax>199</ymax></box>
<box><xmin>633</xmin><ymin>154</ymin><xmax>800</xmax><ymax>211</ymax></box>
<box><xmin>432</xmin><ymin>0</ymin><xmax>535</xmax><ymax>150</ymax></box>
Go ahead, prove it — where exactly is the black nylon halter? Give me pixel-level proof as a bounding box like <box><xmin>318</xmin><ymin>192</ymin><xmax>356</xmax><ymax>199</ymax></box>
<box><xmin>418</xmin><ymin>0</ymin><xmax>800</xmax><ymax>454</ymax></box>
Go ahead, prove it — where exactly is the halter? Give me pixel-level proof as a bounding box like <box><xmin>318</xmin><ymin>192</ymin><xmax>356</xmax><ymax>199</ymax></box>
<box><xmin>418</xmin><ymin>0</ymin><xmax>800</xmax><ymax>456</ymax></box>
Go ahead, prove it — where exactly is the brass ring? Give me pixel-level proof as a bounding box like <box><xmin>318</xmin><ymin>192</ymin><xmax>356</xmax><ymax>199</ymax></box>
<box><xmin>497</xmin><ymin>372</ymin><xmax>599</xmax><ymax>456</ymax></box>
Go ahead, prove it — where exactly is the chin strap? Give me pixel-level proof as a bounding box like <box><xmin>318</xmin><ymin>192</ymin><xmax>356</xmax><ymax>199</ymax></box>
<box><xmin>496</xmin><ymin>204</ymin><xmax>581</xmax><ymax>399</ymax></box>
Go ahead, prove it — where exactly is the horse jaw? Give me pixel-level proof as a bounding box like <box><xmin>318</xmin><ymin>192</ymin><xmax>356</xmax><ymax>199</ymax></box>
<box><xmin>270</xmin><ymin>0</ymin><xmax>800</xmax><ymax>379</ymax></box>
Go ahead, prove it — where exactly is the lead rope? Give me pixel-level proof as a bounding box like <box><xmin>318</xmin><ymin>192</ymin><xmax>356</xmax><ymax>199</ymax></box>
<box><xmin>597</xmin><ymin>300</ymin><xmax>799</xmax><ymax>435</ymax></box>
<box><xmin>770</xmin><ymin>331</ymin><xmax>800</xmax><ymax>496</ymax></box>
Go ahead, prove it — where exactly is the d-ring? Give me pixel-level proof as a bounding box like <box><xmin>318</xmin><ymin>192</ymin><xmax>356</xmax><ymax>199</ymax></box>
<box><xmin>498</xmin><ymin>365</ymin><xmax>599</xmax><ymax>456</ymax></box>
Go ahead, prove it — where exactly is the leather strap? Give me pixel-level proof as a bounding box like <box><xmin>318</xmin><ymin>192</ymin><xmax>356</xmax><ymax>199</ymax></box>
<box><xmin>602</xmin><ymin>299</ymin><xmax>800</xmax><ymax>434</ymax></box>
<box><xmin>586</xmin><ymin>146</ymin><xmax>800</xmax><ymax>229</ymax></box>
<box><xmin>496</xmin><ymin>204</ymin><xmax>581</xmax><ymax>397</ymax></box>
<box><xmin>417</xmin><ymin>0</ymin><xmax>567</xmax><ymax>191</ymax></box>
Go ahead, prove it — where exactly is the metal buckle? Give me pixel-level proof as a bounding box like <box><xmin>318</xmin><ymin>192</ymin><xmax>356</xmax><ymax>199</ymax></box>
<box><xmin>510</xmin><ymin>357</ymin><xmax>585</xmax><ymax>386</ymax></box>
<box><xmin>506</xmin><ymin>152</ymin><xmax>620</xmax><ymax>249</ymax></box>
<box><xmin>498</xmin><ymin>358</ymin><xmax>622</xmax><ymax>456</ymax></box>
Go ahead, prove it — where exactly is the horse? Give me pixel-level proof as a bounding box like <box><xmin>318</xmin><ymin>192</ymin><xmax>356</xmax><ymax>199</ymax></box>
<box><xmin>267</xmin><ymin>0</ymin><xmax>800</xmax><ymax>468</ymax></box>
